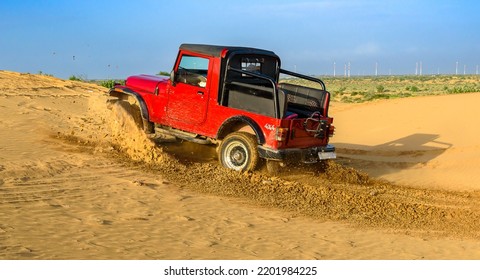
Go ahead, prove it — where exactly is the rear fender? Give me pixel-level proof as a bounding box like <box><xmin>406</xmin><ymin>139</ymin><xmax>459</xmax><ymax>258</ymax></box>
<box><xmin>217</xmin><ymin>116</ymin><xmax>265</xmax><ymax>144</ymax></box>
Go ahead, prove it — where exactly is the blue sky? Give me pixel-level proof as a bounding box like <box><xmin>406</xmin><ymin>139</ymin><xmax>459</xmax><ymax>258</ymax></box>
<box><xmin>1</xmin><ymin>0</ymin><xmax>479</xmax><ymax>79</ymax></box>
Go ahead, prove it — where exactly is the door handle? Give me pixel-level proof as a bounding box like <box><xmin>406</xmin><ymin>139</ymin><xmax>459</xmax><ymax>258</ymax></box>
<box><xmin>197</xmin><ymin>91</ymin><xmax>204</xmax><ymax>96</ymax></box>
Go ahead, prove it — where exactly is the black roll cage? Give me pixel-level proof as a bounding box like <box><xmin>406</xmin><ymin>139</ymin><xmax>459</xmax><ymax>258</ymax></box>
<box><xmin>221</xmin><ymin>50</ymin><xmax>326</xmax><ymax>119</ymax></box>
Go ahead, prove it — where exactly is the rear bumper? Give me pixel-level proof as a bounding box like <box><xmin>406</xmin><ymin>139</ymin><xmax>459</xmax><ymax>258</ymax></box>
<box><xmin>258</xmin><ymin>144</ymin><xmax>336</xmax><ymax>163</ymax></box>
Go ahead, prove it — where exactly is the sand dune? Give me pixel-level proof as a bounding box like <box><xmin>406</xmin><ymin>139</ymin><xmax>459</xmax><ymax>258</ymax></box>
<box><xmin>1</xmin><ymin>70</ymin><xmax>480</xmax><ymax>259</ymax></box>
<box><xmin>332</xmin><ymin>93</ymin><xmax>480</xmax><ymax>190</ymax></box>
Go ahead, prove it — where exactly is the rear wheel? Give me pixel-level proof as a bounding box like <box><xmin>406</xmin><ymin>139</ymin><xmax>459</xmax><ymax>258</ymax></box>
<box><xmin>218</xmin><ymin>132</ymin><xmax>259</xmax><ymax>172</ymax></box>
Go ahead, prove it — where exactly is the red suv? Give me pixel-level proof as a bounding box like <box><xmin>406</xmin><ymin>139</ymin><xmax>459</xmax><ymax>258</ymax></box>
<box><xmin>109</xmin><ymin>44</ymin><xmax>335</xmax><ymax>172</ymax></box>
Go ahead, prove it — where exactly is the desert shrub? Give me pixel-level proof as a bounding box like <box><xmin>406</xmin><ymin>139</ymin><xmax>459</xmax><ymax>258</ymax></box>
<box><xmin>376</xmin><ymin>85</ymin><xmax>385</xmax><ymax>93</ymax></box>
<box><xmin>406</xmin><ymin>85</ymin><xmax>420</xmax><ymax>92</ymax></box>
<box><xmin>447</xmin><ymin>85</ymin><xmax>480</xmax><ymax>93</ymax></box>
<box><xmin>69</xmin><ymin>75</ymin><xmax>84</xmax><ymax>81</ymax></box>
<box><xmin>337</xmin><ymin>86</ymin><xmax>347</xmax><ymax>94</ymax></box>
<box><xmin>100</xmin><ymin>80</ymin><xmax>115</xmax><ymax>88</ymax></box>
<box><xmin>341</xmin><ymin>96</ymin><xmax>359</xmax><ymax>103</ymax></box>
<box><xmin>97</xmin><ymin>79</ymin><xmax>125</xmax><ymax>88</ymax></box>
<box><xmin>365</xmin><ymin>93</ymin><xmax>390</xmax><ymax>101</ymax></box>
<box><xmin>158</xmin><ymin>71</ymin><xmax>170</xmax><ymax>76</ymax></box>
<box><xmin>37</xmin><ymin>71</ymin><xmax>53</xmax><ymax>77</ymax></box>
<box><xmin>340</xmin><ymin>96</ymin><xmax>352</xmax><ymax>103</ymax></box>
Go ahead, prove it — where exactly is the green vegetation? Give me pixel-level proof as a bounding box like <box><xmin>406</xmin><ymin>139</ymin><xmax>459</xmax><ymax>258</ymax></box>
<box><xmin>446</xmin><ymin>85</ymin><xmax>480</xmax><ymax>94</ymax></box>
<box><xmin>282</xmin><ymin>75</ymin><xmax>480</xmax><ymax>103</ymax></box>
<box><xmin>69</xmin><ymin>75</ymin><xmax>85</xmax><ymax>81</ymax></box>
<box><xmin>37</xmin><ymin>71</ymin><xmax>53</xmax><ymax>77</ymax></box>
<box><xmin>68</xmin><ymin>75</ymin><xmax>125</xmax><ymax>88</ymax></box>
<box><xmin>98</xmin><ymin>79</ymin><xmax>125</xmax><ymax>88</ymax></box>
<box><xmin>405</xmin><ymin>85</ymin><xmax>420</xmax><ymax>92</ymax></box>
<box><xmin>158</xmin><ymin>71</ymin><xmax>170</xmax><ymax>76</ymax></box>
<box><xmin>376</xmin><ymin>85</ymin><xmax>385</xmax><ymax>93</ymax></box>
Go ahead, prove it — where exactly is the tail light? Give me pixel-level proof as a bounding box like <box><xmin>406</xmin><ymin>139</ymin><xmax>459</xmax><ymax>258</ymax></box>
<box><xmin>275</xmin><ymin>127</ymin><xmax>289</xmax><ymax>141</ymax></box>
<box><xmin>328</xmin><ymin>125</ymin><xmax>335</xmax><ymax>137</ymax></box>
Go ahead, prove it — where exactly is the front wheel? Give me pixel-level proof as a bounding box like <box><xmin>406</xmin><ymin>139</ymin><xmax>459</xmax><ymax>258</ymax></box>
<box><xmin>218</xmin><ymin>132</ymin><xmax>259</xmax><ymax>172</ymax></box>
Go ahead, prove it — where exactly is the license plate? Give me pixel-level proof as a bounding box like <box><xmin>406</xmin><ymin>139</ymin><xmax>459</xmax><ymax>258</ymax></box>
<box><xmin>318</xmin><ymin>151</ymin><xmax>336</xmax><ymax>160</ymax></box>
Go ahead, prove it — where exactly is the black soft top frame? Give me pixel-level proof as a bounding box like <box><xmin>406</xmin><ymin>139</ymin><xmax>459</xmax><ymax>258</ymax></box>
<box><xmin>180</xmin><ymin>43</ymin><xmax>278</xmax><ymax>58</ymax></box>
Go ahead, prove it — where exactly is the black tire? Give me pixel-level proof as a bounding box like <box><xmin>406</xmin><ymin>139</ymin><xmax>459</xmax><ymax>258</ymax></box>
<box><xmin>218</xmin><ymin>132</ymin><xmax>259</xmax><ymax>172</ymax></box>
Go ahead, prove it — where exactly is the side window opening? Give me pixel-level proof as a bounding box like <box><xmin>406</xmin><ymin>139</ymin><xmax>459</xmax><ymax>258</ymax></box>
<box><xmin>241</xmin><ymin>57</ymin><xmax>263</xmax><ymax>76</ymax></box>
<box><xmin>176</xmin><ymin>55</ymin><xmax>209</xmax><ymax>88</ymax></box>
<box><xmin>223</xmin><ymin>55</ymin><xmax>281</xmax><ymax>117</ymax></box>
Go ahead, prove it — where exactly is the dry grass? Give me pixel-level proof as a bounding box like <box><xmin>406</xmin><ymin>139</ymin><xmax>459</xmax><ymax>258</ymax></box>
<box><xmin>282</xmin><ymin>75</ymin><xmax>480</xmax><ymax>103</ymax></box>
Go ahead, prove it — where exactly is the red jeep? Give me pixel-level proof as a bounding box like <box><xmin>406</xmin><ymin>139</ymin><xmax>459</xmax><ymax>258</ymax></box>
<box><xmin>109</xmin><ymin>44</ymin><xmax>335</xmax><ymax>172</ymax></box>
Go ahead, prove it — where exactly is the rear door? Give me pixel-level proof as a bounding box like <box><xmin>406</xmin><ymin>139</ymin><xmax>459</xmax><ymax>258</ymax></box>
<box><xmin>167</xmin><ymin>54</ymin><xmax>210</xmax><ymax>125</ymax></box>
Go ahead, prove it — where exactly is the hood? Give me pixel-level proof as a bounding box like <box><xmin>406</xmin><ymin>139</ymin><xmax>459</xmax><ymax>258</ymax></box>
<box><xmin>126</xmin><ymin>74</ymin><xmax>169</xmax><ymax>94</ymax></box>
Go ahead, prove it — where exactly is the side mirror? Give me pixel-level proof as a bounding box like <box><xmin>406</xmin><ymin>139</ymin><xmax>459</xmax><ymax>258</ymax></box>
<box><xmin>170</xmin><ymin>70</ymin><xmax>176</xmax><ymax>86</ymax></box>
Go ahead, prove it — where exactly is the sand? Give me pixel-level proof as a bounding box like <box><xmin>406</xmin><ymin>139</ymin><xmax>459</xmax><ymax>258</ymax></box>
<box><xmin>1</xmin><ymin>70</ymin><xmax>480</xmax><ymax>260</ymax></box>
<box><xmin>332</xmin><ymin>93</ymin><xmax>480</xmax><ymax>191</ymax></box>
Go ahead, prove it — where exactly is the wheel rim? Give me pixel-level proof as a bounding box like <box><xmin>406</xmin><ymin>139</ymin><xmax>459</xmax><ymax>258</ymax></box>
<box><xmin>224</xmin><ymin>141</ymin><xmax>249</xmax><ymax>171</ymax></box>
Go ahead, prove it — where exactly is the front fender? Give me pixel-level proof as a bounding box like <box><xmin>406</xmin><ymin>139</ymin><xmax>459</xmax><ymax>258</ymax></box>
<box><xmin>108</xmin><ymin>87</ymin><xmax>150</xmax><ymax>121</ymax></box>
